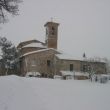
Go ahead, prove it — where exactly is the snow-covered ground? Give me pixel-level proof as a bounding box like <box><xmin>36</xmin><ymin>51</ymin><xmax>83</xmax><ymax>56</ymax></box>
<box><xmin>0</xmin><ymin>75</ymin><xmax>110</xmax><ymax>110</ymax></box>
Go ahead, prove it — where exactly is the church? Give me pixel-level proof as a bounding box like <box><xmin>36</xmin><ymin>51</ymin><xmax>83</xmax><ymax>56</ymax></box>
<box><xmin>17</xmin><ymin>21</ymin><xmax>106</xmax><ymax>79</ymax></box>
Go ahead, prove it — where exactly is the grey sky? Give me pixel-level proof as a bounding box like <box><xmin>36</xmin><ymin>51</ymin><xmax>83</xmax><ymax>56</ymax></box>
<box><xmin>0</xmin><ymin>0</ymin><xmax>110</xmax><ymax>59</ymax></box>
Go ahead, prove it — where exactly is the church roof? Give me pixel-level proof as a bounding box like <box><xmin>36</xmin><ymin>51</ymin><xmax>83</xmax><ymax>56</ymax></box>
<box><xmin>20</xmin><ymin>48</ymin><xmax>60</xmax><ymax>58</ymax></box>
<box><xmin>56</xmin><ymin>53</ymin><xmax>83</xmax><ymax>61</ymax></box>
<box><xmin>56</xmin><ymin>52</ymin><xmax>106</xmax><ymax>63</ymax></box>
<box><xmin>22</xmin><ymin>42</ymin><xmax>46</xmax><ymax>48</ymax></box>
<box><xmin>44</xmin><ymin>21</ymin><xmax>59</xmax><ymax>27</ymax></box>
<box><xmin>17</xmin><ymin>39</ymin><xmax>45</xmax><ymax>49</ymax></box>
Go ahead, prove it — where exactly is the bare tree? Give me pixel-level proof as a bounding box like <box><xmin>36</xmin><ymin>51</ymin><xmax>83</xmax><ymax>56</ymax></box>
<box><xmin>87</xmin><ymin>62</ymin><xmax>96</xmax><ymax>82</ymax></box>
<box><xmin>86</xmin><ymin>57</ymin><xmax>104</xmax><ymax>82</ymax></box>
<box><xmin>0</xmin><ymin>0</ymin><xmax>22</xmax><ymax>23</ymax></box>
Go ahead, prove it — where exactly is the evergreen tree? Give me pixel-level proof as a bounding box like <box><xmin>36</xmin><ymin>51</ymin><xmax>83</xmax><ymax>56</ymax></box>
<box><xmin>0</xmin><ymin>37</ymin><xmax>19</xmax><ymax>75</ymax></box>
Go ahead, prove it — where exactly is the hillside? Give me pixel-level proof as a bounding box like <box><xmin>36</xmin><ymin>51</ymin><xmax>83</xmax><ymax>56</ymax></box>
<box><xmin>0</xmin><ymin>75</ymin><xmax>110</xmax><ymax>110</ymax></box>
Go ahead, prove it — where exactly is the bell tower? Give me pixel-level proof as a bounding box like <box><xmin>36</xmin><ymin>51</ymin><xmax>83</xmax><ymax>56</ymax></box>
<box><xmin>44</xmin><ymin>21</ymin><xmax>59</xmax><ymax>49</ymax></box>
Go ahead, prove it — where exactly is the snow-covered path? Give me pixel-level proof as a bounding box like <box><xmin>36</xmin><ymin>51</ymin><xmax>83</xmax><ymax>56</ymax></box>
<box><xmin>0</xmin><ymin>75</ymin><xmax>110</xmax><ymax>110</ymax></box>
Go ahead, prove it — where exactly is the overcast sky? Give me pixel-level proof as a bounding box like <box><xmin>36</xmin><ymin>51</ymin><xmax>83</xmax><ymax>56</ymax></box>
<box><xmin>0</xmin><ymin>0</ymin><xmax>110</xmax><ymax>59</ymax></box>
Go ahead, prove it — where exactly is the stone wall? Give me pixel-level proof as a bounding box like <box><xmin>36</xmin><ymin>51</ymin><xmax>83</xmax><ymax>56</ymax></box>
<box><xmin>20</xmin><ymin>51</ymin><xmax>106</xmax><ymax>77</ymax></box>
<box><xmin>55</xmin><ymin>58</ymin><xmax>81</xmax><ymax>74</ymax></box>
<box><xmin>55</xmin><ymin>58</ymin><xmax>106</xmax><ymax>74</ymax></box>
<box><xmin>20</xmin><ymin>49</ymin><xmax>58</xmax><ymax>77</ymax></box>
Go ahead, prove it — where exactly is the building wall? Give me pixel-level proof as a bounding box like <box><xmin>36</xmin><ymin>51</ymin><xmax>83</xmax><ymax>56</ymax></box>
<box><xmin>55</xmin><ymin>58</ymin><xmax>106</xmax><ymax>75</ymax></box>
<box><xmin>55</xmin><ymin>59</ymin><xmax>81</xmax><ymax>73</ymax></box>
<box><xmin>20</xmin><ymin>49</ymin><xmax>58</xmax><ymax>77</ymax></box>
<box><xmin>20</xmin><ymin>51</ymin><xmax>107</xmax><ymax>77</ymax></box>
<box><xmin>80</xmin><ymin>61</ymin><xmax>106</xmax><ymax>74</ymax></box>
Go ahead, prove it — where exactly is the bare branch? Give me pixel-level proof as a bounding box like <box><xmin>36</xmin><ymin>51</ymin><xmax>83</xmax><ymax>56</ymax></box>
<box><xmin>0</xmin><ymin>0</ymin><xmax>22</xmax><ymax>23</ymax></box>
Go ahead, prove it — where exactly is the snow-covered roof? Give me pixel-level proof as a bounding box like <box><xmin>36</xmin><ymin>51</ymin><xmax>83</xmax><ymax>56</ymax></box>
<box><xmin>61</xmin><ymin>71</ymin><xmax>74</xmax><ymax>76</ymax></box>
<box><xmin>56</xmin><ymin>52</ymin><xmax>106</xmax><ymax>63</ymax></box>
<box><xmin>20</xmin><ymin>48</ymin><xmax>60</xmax><ymax>57</ymax></box>
<box><xmin>61</xmin><ymin>71</ymin><xmax>89</xmax><ymax>76</ymax></box>
<box><xmin>22</xmin><ymin>42</ymin><xmax>45</xmax><ymax>48</ymax></box>
<box><xmin>54</xmin><ymin>75</ymin><xmax>62</xmax><ymax>79</ymax></box>
<box><xmin>56</xmin><ymin>53</ymin><xmax>83</xmax><ymax>61</ymax></box>
<box><xmin>17</xmin><ymin>39</ymin><xmax>45</xmax><ymax>49</ymax></box>
<box><xmin>26</xmin><ymin>72</ymin><xmax>41</xmax><ymax>76</ymax></box>
<box><xmin>100</xmin><ymin>74</ymin><xmax>110</xmax><ymax>77</ymax></box>
<box><xmin>87</xmin><ymin>57</ymin><xmax>106</xmax><ymax>63</ymax></box>
<box><xmin>74</xmin><ymin>72</ymin><xmax>89</xmax><ymax>76</ymax></box>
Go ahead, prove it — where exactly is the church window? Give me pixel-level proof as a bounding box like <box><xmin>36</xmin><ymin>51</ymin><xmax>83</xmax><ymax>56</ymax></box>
<box><xmin>47</xmin><ymin>60</ymin><xmax>51</xmax><ymax>67</ymax></box>
<box><xmin>70</xmin><ymin>64</ymin><xmax>74</xmax><ymax>71</ymax></box>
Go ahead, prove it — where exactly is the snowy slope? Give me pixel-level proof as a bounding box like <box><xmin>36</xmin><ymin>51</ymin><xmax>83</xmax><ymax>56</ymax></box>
<box><xmin>0</xmin><ymin>75</ymin><xmax>110</xmax><ymax>110</ymax></box>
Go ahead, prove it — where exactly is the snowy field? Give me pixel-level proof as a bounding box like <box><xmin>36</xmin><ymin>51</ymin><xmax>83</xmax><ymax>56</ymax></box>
<box><xmin>0</xmin><ymin>75</ymin><xmax>110</xmax><ymax>110</ymax></box>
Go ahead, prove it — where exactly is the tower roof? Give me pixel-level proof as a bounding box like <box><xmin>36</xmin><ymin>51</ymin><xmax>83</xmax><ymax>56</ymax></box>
<box><xmin>44</xmin><ymin>21</ymin><xmax>59</xmax><ymax>27</ymax></box>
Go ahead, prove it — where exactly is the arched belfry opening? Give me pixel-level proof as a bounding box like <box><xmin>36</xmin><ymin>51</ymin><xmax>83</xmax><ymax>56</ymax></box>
<box><xmin>44</xmin><ymin>21</ymin><xmax>59</xmax><ymax>49</ymax></box>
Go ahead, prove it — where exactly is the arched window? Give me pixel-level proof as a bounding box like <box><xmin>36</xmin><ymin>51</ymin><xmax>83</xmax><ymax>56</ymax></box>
<box><xmin>52</xmin><ymin>27</ymin><xmax>55</xmax><ymax>35</ymax></box>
